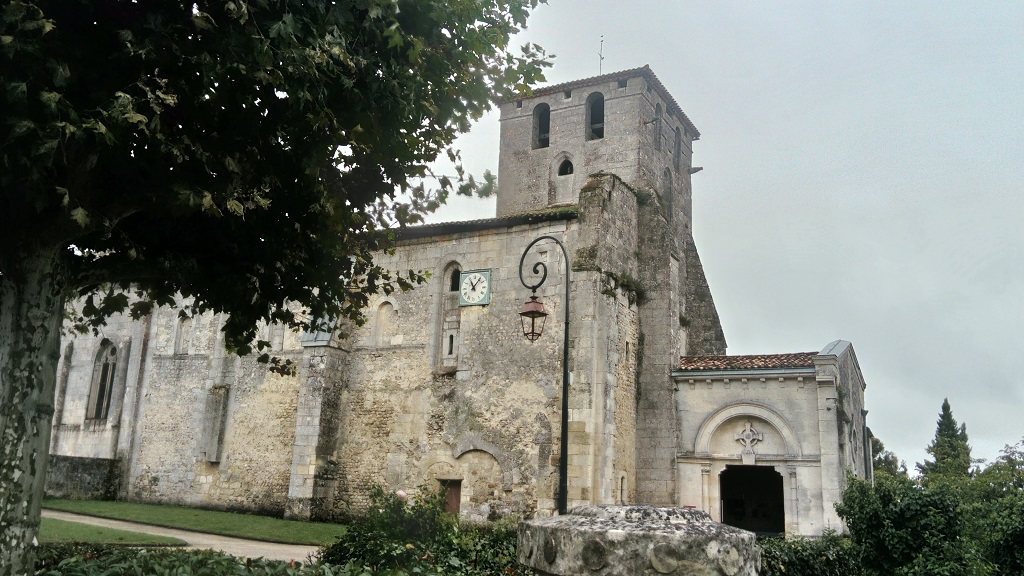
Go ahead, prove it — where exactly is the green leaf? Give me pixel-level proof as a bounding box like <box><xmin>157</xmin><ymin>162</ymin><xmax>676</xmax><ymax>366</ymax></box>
<box><xmin>6</xmin><ymin>81</ymin><xmax>27</xmax><ymax>101</ymax></box>
<box><xmin>39</xmin><ymin>90</ymin><xmax>61</xmax><ymax>111</ymax></box>
<box><xmin>52</xmin><ymin>62</ymin><xmax>70</xmax><ymax>87</ymax></box>
<box><xmin>70</xmin><ymin>207</ymin><xmax>89</xmax><ymax>227</ymax></box>
<box><xmin>9</xmin><ymin>119</ymin><xmax>34</xmax><ymax>138</ymax></box>
<box><xmin>269</xmin><ymin>13</ymin><xmax>295</xmax><ymax>38</ymax></box>
<box><xmin>200</xmin><ymin>192</ymin><xmax>220</xmax><ymax>215</ymax></box>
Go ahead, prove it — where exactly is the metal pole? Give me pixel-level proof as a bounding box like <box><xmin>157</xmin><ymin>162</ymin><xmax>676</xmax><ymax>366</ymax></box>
<box><xmin>519</xmin><ymin>235</ymin><xmax>571</xmax><ymax>515</ymax></box>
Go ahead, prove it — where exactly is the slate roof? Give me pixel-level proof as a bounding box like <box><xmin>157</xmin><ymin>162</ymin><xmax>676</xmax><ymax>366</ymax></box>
<box><xmin>678</xmin><ymin>352</ymin><xmax>817</xmax><ymax>371</ymax></box>
<box><xmin>520</xmin><ymin>65</ymin><xmax>700</xmax><ymax>140</ymax></box>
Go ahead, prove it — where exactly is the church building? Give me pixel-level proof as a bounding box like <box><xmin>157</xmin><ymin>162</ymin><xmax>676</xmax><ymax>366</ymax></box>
<box><xmin>45</xmin><ymin>66</ymin><xmax>871</xmax><ymax>536</ymax></box>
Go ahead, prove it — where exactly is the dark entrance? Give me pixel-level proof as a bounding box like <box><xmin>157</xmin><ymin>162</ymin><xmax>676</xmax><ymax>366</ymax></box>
<box><xmin>719</xmin><ymin>465</ymin><xmax>785</xmax><ymax>536</ymax></box>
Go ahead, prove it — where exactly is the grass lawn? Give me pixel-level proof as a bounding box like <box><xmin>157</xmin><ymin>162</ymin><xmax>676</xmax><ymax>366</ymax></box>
<box><xmin>43</xmin><ymin>499</ymin><xmax>346</xmax><ymax>545</ymax></box>
<box><xmin>40</xmin><ymin>517</ymin><xmax>187</xmax><ymax>545</ymax></box>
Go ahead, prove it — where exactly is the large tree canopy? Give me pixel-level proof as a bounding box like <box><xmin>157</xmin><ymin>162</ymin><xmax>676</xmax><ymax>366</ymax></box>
<box><xmin>0</xmin><ymin>1</ymin><xmax>547</xmax><ymax>572</ymax></box>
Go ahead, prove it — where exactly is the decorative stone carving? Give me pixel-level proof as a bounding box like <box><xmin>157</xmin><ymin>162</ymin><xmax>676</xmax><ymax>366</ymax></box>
<box><xmin>518</xmin><ymin>505</ymin><xmax>760</xmax><ymax>576</ymax></box>
<box><xmin>734</xmin><ymin>421</ymin><xmax>763</xmax><ymax>465</ymax></box>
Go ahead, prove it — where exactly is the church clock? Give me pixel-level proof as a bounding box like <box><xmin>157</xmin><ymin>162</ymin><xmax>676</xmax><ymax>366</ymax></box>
<box><xmin>458</xmin><ymin>270</ymin><xmax>491</xmax><ymax>306</ymax></box>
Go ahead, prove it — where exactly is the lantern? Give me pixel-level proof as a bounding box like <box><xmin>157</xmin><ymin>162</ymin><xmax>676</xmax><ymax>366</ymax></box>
<box><xmin>519</xmin><ymin>295</ymin><xmax>548</xmax><ymax>341</ymax></box>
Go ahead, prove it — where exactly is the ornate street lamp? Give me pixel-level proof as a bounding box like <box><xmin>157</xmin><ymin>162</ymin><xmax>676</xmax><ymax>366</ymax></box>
<box><xmin>518</xmin><ymin>296</ymin><xmax>548</xmax><ymax>341</ymax></box>
<box><xmin>519</xmin><ymin>235</ymin><xmax>570</xmax><ymax>515</ymax></box>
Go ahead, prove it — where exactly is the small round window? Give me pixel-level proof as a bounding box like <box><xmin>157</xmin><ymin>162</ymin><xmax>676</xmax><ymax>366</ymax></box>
<box><xmin>558</xmin><ymin>159</ymin><xmax>574</xmax><ymax>176</ymax></box>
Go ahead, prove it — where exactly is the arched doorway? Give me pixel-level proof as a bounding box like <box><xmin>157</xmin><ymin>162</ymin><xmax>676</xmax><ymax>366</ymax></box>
<box><xmin>719</xmin><ymin>465</ymin><xmax>784</xmax><ymax>536</ymax></box>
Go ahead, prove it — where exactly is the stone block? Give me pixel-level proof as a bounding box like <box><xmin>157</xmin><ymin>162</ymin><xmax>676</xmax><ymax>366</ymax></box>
<box><xmin>518</xmin><ymin>505</ymin><xmax>759</xmax><ymax>576</ymax></box>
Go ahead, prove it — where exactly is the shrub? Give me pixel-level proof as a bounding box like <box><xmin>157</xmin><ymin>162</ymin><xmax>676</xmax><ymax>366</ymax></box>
<box><xmin>434</xmin><ymin>517</ymin><xmax>526</xmax><ymax>575</ymax></box>
<box><xmin>758</xmin><ymin>531</ymin><xmax>857</xmax><ymax>576</ymax></box>
<box><xmin>36</xmin><ymin>543</ymin><xmax>121</xmax><ymax>572</ymax></box>
<box><xmin>318</xmin><ymin>486</ymin><xmax>531</xmax><ymax>575</ymax></box>
<box><xmin>36</xmin><ymin>547</ymin><xmax>340</xmax><ymax>575</ymax></box>
<box><xmin>318</xmin><ymin>485</ymin><xmax>456</xmax><ymax>570</ymax></box>
<box><xmin>836</xmin><ymin>473</ymin><xmax>993</xmax><ymax>576</ymax></box>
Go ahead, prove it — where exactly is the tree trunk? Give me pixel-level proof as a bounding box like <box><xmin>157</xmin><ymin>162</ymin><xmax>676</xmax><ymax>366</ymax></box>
<box><xmin>0</xmin><ymin>247</ymin><xmax>68</xmax><ymax>576</ymax></box>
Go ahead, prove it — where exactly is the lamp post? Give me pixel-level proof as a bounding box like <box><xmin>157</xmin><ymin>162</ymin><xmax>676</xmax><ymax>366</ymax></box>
<box><xmin>518</xmin><ymin>235</ymin><xmax>570</xmax><ymax>515</ymax></box>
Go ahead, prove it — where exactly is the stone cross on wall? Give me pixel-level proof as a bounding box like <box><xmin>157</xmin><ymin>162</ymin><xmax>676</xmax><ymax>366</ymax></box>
<box><xmin>735</xmin><ymin>421</ymin><xmax>763</xmax><ymax>465</ymax></box>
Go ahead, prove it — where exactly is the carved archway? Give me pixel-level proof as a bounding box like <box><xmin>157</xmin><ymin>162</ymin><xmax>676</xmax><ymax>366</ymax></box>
<box><xmin>693</xmin><ymin>402</ymin><xmax>802</xmax><ymax>457</ymax></box>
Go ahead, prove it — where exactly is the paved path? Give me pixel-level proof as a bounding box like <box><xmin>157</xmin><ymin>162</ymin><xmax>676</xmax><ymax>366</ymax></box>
<box><xmin>42</xmin><ymin>509</ymin><xmax>320</xmax><ymax>563</ymax></box>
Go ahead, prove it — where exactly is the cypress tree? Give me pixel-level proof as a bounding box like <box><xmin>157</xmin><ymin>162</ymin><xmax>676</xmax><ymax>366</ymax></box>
<box><xmin>917</xmin><ymin>398</ymin><xmax>974</xmax><ymax>481</ymax></box>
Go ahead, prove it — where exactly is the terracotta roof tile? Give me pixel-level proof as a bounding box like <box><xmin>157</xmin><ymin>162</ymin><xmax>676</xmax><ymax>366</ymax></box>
<box><xmin>678</xmin><ymin>352</ymin><xmax>817</xmax><ymax>371</ymax></box>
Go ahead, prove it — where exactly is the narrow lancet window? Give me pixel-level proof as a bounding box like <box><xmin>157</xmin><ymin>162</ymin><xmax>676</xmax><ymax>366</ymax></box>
<box><xmin>673</xmin><ymin>127</ymin><xmax>682</xmax><ymax>170</ymax></box>
<box><xmin>533</xmin><ymin>103</ymin><xmax>550</xmax><ymax>149</ymax></box>
<box><xmin>654</xmin><ymin>103</ymin><xmax>663</xmax><ymax>150</ymax></box>
<box><xmin>586</xmin><ymin>92</ymin><xmax>605</xmax><ymax>140</ymax></box>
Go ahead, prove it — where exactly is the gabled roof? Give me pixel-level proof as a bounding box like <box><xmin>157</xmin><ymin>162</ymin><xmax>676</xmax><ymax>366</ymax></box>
<box><xmin>521</xmin><ymin>65</ymin><xmax>700</xmax><ymax>140</ymax></box>
<box><xmin>678</xmin><ymin>352</ymin><xmax>817</xmax><ymax>371</ymax></box>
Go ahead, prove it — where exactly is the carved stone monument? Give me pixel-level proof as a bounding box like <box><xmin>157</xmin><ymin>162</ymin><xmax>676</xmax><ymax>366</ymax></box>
<box><xmin>518</xmin><ymin>505</ymin><xmax>761</xmax><ymax>576</ymax></box>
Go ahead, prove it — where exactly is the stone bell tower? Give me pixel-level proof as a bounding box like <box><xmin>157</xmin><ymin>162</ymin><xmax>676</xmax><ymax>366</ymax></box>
<box><xmin>496</xmin><ymin>65</ymin><xmax>700</xmax><ymax>232</ymax></box>
<box><xmin>497</xmin><ymin>67</ymin><xmax>726</xmax><ymax>507</ymax></box>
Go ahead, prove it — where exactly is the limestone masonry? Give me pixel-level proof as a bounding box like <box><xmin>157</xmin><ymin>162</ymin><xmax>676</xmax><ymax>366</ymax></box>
<box><xmin>47</xmin><ymin>67</ymin><xmax>870</xmax><ymax>535</ymax></box>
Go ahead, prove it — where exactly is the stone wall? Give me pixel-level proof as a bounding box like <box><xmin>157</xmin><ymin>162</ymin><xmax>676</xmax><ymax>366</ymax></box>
<box><xmin>682</xmin><ymin>237</ymin><xmax>727</xmax><ymax>356</ymax></box>
<box><xmin>115</xmin><ymin>306</ymin><xmax>303</xmax><ymax>515</ymax></box>
<box><xmin>50</xmin><ymin>310</ymin><xmax>148</xmax><ymax>460</ymax></box>
<box><xmin>45</xmin><ymin>455</ymin><xmax>119</xmax><ymax>500</ymax></box>
<box><xmin>328</xmin><ymin>218</ymin><xmax>580</xmax><ymax>519</ymax></box>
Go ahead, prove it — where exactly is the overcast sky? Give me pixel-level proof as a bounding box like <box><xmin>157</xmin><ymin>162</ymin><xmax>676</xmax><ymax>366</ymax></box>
<box><xmin>425</xmin><ymin>1</ymin><xmax>1024</xmax><ymax>470</ymax></box>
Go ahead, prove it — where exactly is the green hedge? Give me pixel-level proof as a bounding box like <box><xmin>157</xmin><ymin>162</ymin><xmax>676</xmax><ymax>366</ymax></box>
<box><xmin>36</xmin><ymin>547</ymin><xmax>336</xmax><ymax>576</ymax></box>
<box><xmin>758</xmin><ymin>532</ymin><xmax>857</xmax><ymax>576</ymax></box>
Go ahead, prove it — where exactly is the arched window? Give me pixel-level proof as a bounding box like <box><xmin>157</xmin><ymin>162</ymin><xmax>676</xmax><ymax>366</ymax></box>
<box><xmin>673</xmin><ymin>127</ymin><xmax>682</xmax><ymax>170</ymax></box>
<box><xmin>533</xmin><ymin>103</ymin><xmax>551</xmax><ymax>149</ymax></box>
<box><xmin>450</xmin><ymin>268</ymin><xmax>461</xmax><ymax>292</ymax></box>
<box><xmin>586</xmin><ymin>92</ymin><xmax>605</xmax><ymax>140</ymax></box>
<box><xmin>373</xmin><ymin>302</ymin><xmax>397</xmax><ymax>346</ymax></box>
<box><xmin>557</xmin><ymin>159</ymin><xmax>574</xmax><ymax>176</ymax></box>
<box><xmin>87</xmin><ymin>341</ymin><xmax>117</xmax><ymax>420</ymax></box>
<box><xmin>174</xmin><ymin>315</ymin><xmax>192</xmax><ymax>354</ymax></box>
<box><xmin>654</xmin><ymin>103</ymin><xmax>663</xmax><ymax>150</ymax></box>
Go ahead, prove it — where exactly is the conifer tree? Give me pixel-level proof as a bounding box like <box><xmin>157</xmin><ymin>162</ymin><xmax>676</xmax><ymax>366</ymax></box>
<box><xmin>917</xmin><ymin>398</ymin><xmax>974</xmax><ymax>481</ymax></box>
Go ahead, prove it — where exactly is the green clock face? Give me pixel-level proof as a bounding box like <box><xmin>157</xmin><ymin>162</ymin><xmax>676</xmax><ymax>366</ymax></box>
<box><xmin>459</xmin><ymin>270</ymin><xmax>491</xmax><ymax>306</ymax></box>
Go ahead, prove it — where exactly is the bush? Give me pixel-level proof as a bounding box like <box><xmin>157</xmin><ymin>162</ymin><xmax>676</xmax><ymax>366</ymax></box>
<box><xmin>36</xmin><ymin>543</ymin><xmax>121</xmax><ymax>572</ymax></box>
<box><xmin>318</xmin><ymin>485</ymin><xmax>456</xmax><ymax>570</ymax></box>
<box><xmin>836</xmin><ymin>473</ymin><xmax>993</xmax><ymax>576</ymax></box>
<box><xmin>36</xmin><ymin>547</ymin><xmax>340</xmax><ymax>575</ymax></box>
<box><xmin>318</xmin><ymin>486</ymin><xmax>531</xmax><ymax>575</ymax></box>
<box><xmin>758</xmin><ymin>531</ymin><xmax>857</xmax><ymax>576</ymax></box>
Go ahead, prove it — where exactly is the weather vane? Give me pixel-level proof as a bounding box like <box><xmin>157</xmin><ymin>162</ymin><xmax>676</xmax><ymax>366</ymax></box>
<box><xmin>599</xmin><ymin>35</ymin><xmax>605</xmax><ymax>74</ymax></box>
